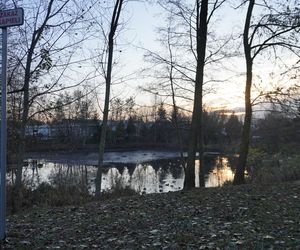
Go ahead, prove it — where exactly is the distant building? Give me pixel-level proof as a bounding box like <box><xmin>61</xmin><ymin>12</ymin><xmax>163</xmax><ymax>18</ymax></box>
<box><xmin>25</xmin><ymin>124</ymin><xmax>51</xmax><ymax>138</ymax></box>
<box><xmin>25</xmin><ymin>119</ymin><xmax>100</xmax><ymax>141</ymax></box>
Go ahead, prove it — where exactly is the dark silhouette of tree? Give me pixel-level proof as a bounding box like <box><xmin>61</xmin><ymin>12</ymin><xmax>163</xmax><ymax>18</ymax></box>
<box><xmin>184</xmin><ymin>0</ymin><xmax>209</xmax><ymax>189</ymax></box>
<box><xmin>95</xmin><ymin>0</ymin><xmax>125</xmax><ymax>198</ymax></box>
<box><xmin>115</xmin><ymin>121</ymin><xmax>126</xmax><ymax>143</ymax></box>
<box><xmin>234</xmin><ymin>0</ymin><xmax>300</xmax><ymax>184</ymax></box>
<box><xmin>126</xmin><ymin>117</ymin><xmax>136</xmax><ymax>139</ymax></box>
<box><xmin>225</xmin><ymin>112</ymin><xmax>242</xmax><ymax>144</ymax></box>
<box><xmin>202</xmin><ymin>110</ymin><xmax>226</xmax><ymax>146</ymax></box>
<box><xmin>157</xmin><ymin>102</ymin><xmax>167</xmax><ymax>121</ymax></box>
<box><xmin>9</xmin><ymin>0</ymin><xmax>96</xmax><ymax>211</ymax></box>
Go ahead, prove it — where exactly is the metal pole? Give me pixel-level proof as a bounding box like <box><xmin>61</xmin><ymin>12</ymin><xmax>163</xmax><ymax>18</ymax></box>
<box><xmin>0</xmin><ymin>0</ymin><xmax>7</xmax><ymax>241</ymax></box>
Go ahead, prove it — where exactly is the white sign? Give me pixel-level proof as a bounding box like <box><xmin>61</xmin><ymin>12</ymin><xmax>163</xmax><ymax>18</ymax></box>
<box><xmin>0</xmin><ymin>8</ymin><xmax>24</xmax><ymax>28</ymax></box>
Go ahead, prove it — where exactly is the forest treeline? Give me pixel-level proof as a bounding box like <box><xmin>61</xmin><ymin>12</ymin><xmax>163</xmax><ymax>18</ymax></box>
<box><xmin>8</xmin><ymin>93</ymin><xmax>300</xmax><ymax>162</ymax></box>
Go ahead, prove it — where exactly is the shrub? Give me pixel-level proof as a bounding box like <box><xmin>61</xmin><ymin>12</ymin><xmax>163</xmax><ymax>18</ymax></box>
<box><xmin>101</xmin><ymin>173</ymin><xmax>138</xmax><ymax>200</ymax></box>
<box><xmin>6</xmin><ymin>182</ymin><xmax>94</xmax><ymax>213</ymax></box>
<box><xmin>251</xmin><ymin>154</ymin><xmax>300</xmax><ymax>184</ymax></box>
<box><xmin>32</xmin><ymin>182</ymin><xmax>94</xmax><ymax>206</ymax></box>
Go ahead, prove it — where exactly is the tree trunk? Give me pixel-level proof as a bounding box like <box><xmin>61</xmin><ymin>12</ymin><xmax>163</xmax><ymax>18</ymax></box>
<box><xmin>184</xmin><ymin>0</ymin><xmax>208</xmax><ymax>190</ymax></box>
<box><xmin>167</xmin><ymin>35</ymin><xmax>184</xmax><ymax>163</ymax></box>
<box><xmin>15</xmin><ymin>88</ymin><xmax>29</xmax><ymax>189</ymax></box>
<box><xmin>234</xmin><ymin>66</ymin><xmax>252</xmax><ymax>185</ymax></box>
<box><xmin>95</xmin><ymin>39</ymin><xmax>113</xmax><ymax>198</ymax></box>
<box><xmin>95</xmin><ymin>0</ymin><xmax>123</xmax><ymax>198</ymax></box>
<box><xmin>14</xmin><ymin>42</ymin><xmax>34</xmax><ymax>211</ymax></box>
<box><xmin>198</xmin><ymin>130</ymin><xmax>205</xmax><ymax>187</ymax></box>
<box><xmin>172</xmin><ymin>103</ymin><xmax>184</xmax><ymax>162</ymax></box>
<box><xmin>233</xmin><ymin>0</ymin><xmax>254</xmax><ymax>185</ymax></box>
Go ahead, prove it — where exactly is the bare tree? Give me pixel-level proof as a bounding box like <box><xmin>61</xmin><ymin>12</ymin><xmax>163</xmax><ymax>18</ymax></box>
<box><xmin>233</xmin><ymin>0</ymin><xmax>300</xmax><ymax>184</ymax></box>
<box><xmin>144</xmin><ymin>22</ymin><xmax>186</xmax><ymax>159</ymax></box>
<box><xmin>8</xmin><ymin>0</ymin><xmax>98</xmax><ymax>209</ymax></box>
<box><xmin>95</xmin><ymin>0</ymin><xmax>125</xmax><ymax>198</ymax></box>
<box><xmin>184</xmin><ymin>0</ymin><xmax>209</xmax><ymax>189</ymax></box>
<box><xmin>142</xmin><ymin>0</ymin><xmax>229</xmax><ymax>188</ymax></box>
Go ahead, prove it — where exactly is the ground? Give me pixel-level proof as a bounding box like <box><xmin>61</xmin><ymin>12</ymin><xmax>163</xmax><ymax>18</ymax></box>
<box><xmin>3</xmin><ymin>182</ymin><xmax>300</xmax><ymax>249</ymax></box>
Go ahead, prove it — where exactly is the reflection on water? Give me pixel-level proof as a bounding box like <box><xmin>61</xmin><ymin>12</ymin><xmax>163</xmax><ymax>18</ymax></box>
<box><xmin>7</xmin><ymin>154</ymin><xmax>235</xmax><ymax>194</ymax></box>
<box><xmin>204</xmin><ymin>157</ymin><xmax>234</xmax><ymax>187</ymax></box>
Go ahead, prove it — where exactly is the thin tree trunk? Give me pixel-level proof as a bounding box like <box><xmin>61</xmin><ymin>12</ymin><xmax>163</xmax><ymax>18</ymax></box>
<box><xmin>14</xmin><ymin>43</ymin><xmax>34</xmax><ymax>211</ymax></box>
<box><xmin>95</xmin><ymin>0</ymin><xmax>123</xmax><ymax>198</ymax></box>
<box><xmin>233</xmin><ymin>0</ymin><xmax>254</xmax><ymax>185</ymax></box>
<box><xmin>95</xmin><ymin>40</ymin><xmax>113</xmax><ymax>198</ymax></box>
<box><xmin>184</xmin><ymin>0</ymin><xmax>208</xmax><ymax>190</ymax></box>
<box><xmin>167</xmin><ymin>32</ymin><xmax>184</xmax><ymax>162</ymax></box>
<box><xmin>15</xmin><ymin>81</ymin><xmax>29</xmax><ymax>189</ymax></box>
<box><xmin>198</xmin><ymin>130</ymin><xmax>205</xmax><ymax>187</ymax></box>
<box><xmin>171</xmin><ymin>98</ymin><xmax>184</xmax><ymax>161</ymax></box>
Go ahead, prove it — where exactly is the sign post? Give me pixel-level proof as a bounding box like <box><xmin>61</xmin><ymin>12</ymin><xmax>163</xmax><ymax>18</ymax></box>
<box><xmin>0</xmin><ymin>3</ymin><xmax>24</xmax><ymax>242</ymax></box>
<box><xmin>0</xmin><ymin>20</ymin><xmax>7</xmax><ymax>244</ymax></box>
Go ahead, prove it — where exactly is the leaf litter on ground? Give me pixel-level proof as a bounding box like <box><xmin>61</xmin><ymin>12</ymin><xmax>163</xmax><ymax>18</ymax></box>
<box><xmin>3</xmin><ymin>182</ymin><xmax>300</xmax><ymax>249</ymax></box>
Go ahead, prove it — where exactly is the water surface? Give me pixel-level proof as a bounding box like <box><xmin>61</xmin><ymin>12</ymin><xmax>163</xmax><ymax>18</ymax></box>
<box><xmin>9</xmin><ymin>150</ymin><xmax>235</xmax><ymax>194</ymax></box>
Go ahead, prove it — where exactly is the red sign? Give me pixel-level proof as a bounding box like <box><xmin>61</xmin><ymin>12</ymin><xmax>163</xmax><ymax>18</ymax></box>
<box><xmin>0</xmin><ymin>8</ymin><xmax>24</xmax><ymax>28</ymax></box>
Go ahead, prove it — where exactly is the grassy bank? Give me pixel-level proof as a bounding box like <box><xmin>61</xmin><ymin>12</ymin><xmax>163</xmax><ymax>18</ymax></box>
<box><xmin>2</xmin><ymin>181</ymin><xmax>300</xmax><ymax>249</ymax></box>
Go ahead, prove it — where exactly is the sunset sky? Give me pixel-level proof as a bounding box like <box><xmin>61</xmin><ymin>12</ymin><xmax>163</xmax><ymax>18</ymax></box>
<box><xmin>6</xmin><ymin>0</ymin><xmax>298</xmax><ymax>115</ymax></box>
<box><xmin>104</xmin><ymin>1</ymin><xmax>298</xmax><ymax>113</ymax></box>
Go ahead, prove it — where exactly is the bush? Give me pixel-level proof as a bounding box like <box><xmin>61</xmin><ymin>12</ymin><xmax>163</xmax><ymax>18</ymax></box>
<box><xmin>101</xmin><ymin>174</ymin><xmax>138</xmax><ymax>200</ymax></box>
<box><xmin>101</xmin><ymin>187</ymin><xmax>138</xmax><ymax>200</ymax></box>
<box><xmin>6</xmin><ymin>182</ymin><xmax>94</xmax><ymax>213</ymax></box>
<box><xmin>251</xmin><ymin>154</ymin><xmax>300</xmax><ymax>184</ymax></box>
<box><xmin>7</xmin><ymin>178</ymin><xmax>139</xmax><ymax>214</ymax></box>
<box><xmin>32</xmin><ymin>182</ymin><xmax>94</xmax><ymax>206</ymax></box>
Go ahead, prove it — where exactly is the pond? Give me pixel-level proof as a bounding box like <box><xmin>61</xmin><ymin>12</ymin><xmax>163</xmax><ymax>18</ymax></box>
<box><xmin>8</xmin><ymin>150</ymin><xmax>236</xmax><ymax>194</ymax></box>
